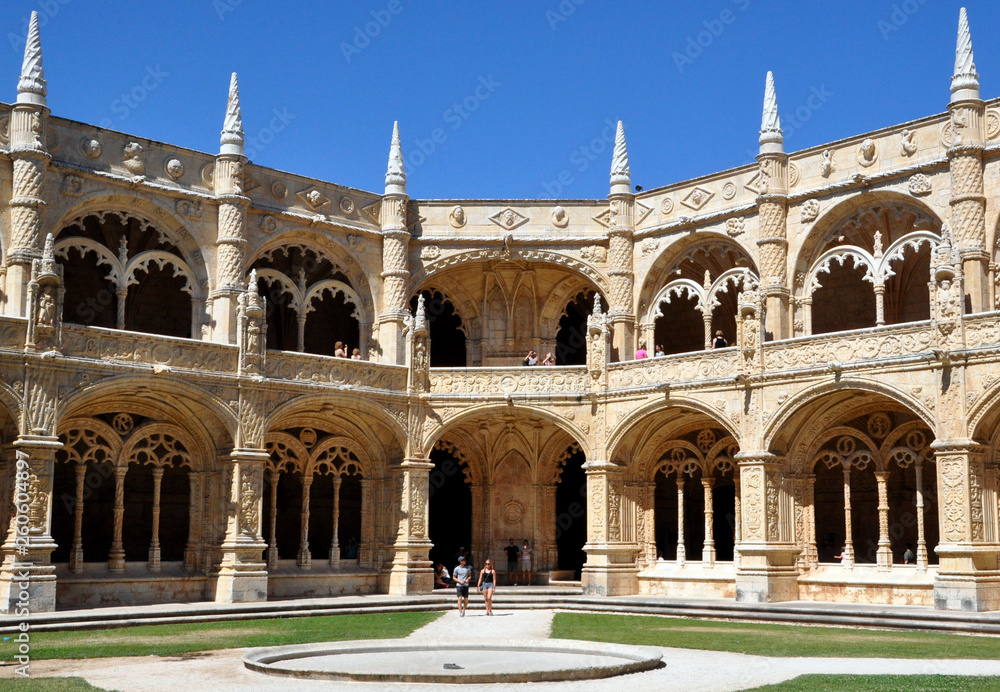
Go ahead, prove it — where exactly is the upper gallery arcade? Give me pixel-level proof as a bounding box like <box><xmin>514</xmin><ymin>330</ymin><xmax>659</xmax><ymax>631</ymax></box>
<box><xmin>0</xmin><ymin>8</ymin><xmax>999</xmax><ymax>615</ymax></box>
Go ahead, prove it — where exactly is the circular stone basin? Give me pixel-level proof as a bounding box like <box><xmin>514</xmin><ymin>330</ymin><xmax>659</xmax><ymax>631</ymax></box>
<box><xmin>243</xmin><ymin>638</ymin><xmax>663</xmax><ymax>684</ymax></box>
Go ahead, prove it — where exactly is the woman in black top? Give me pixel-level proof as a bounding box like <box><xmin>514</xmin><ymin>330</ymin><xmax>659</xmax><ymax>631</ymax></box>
<box><xmin>477</xmin><ymin>559</ymin><xmax>496</xmax><ymax>615</ymax></box>
<box><xmin>711</xmin><ymin>330</ymin><xmax>728</xmax><ymax>349</ymax></box>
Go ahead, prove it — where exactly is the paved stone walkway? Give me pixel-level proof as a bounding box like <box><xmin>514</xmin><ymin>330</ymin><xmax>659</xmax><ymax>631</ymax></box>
<box><xmin>8</xmin><ymin>607</ymin><xmax>1000</xmax><ymax>690</ymax></box>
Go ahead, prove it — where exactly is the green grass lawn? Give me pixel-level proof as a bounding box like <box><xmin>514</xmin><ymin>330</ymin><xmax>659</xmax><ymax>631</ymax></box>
<box><xmin>743</xmin><ymin>674</ymin><xmax>1000</xmax><ymax>691</ymax></box>
<box><xmin>0</xmin><ymin>680</ymin><xmax>109</xmax><ymax>692</ymax></box>
<box><xmin>2</xmin><ymin>611</ymin><xmax>439</xmax><ymax>661</ymax></box>
<box><xmin>551</xmin><ymin>612</ymin><xmax>1000</xmax><ymax>660</ymax></box>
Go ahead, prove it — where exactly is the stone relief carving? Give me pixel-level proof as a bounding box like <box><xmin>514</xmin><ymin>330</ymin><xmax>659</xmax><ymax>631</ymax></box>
<box><xmin>449</xmin><ymin>205</ymin><xmax>467</xmax><ymax>228</ymax></box>
<box><xmin>725</xmin><ymin>217</ymin><xmax>745</xmax><ymax>237</ymax></box>
<box><xmin>550</xmin><ymin>206</ymin><xmax>569</xmax><ymax>228</ymax></box>
<box><xmin>490</xmin><ymin>207</ymin><xmax>529</xmax><ymax>231</ymax></box>
<box><xmin>580</xmin><ymin>245</ymin><xmax>607</xmax><ymax>264</ymax></box>
<box><xmin>907</xmin><ymin>173</ymin><xmax>932</xmax><ymax>196</ymax></box>
<box><xmin>681</xmin><ymin>186</ymin><xmax>714</xmax><ymax>211</ymax></box>
<box><xmin>722</xmin><ymin>182</ymin><xmax>737</xmax><ymax>200</ymax></box>
<box><xmin>420</xmin><ymin>245</ymin><xmax>441</xmax><ymax>260</ymax></box>
<box><xmin>640</xmin><ymin>238</ymin><xmax>660</xmax><ymax>256</ymax></box>
<box><xmin>270</xmin><ymin>180</ymin><xmax>287</xmax><ymax>200</ymax></box>
<box><xmin>900</xmin><ymin>129</ymin><xmax>918</xmax><ymax>156</ymax></box>
<box><xmin>60</xmin><ymin>174</ymin><xmax>83</xmax><ymax>197</ymax></box>
<box><xmin>800</xmin><ymin>199</ymin><xmax>820</xmax><ymax>223</ymax></box>
<box><xmin>339</xmin><ymin>196</ymin><xmax>355</xmax><ymax>214</ymax></box>
<box><xmin>820</xmin><ymin>149</ymin><xmax>836</xmax><ymax>177</ymax></box>
<box><xmin>297</xmin><ymin>187</ymin><xmax>331</xmax><ymax>211</ymax></box>
<box><xmin>164</xmin><ymin>158</ymin><xmax>184</xmax><ymax>179</ymax></box>
<box><xmin>81</xmin><ymin>136</ymin><xmax>102</xmax><ymax>159</ymax></box>
<box><xmin>857</xmin><ymin>138</ymin><xmax>877</xmax><ymax>167</ymax></box>
<box><xmin>122</xmin><ymin>142</ymin><xmax>146</xmax><ymax>175</ymax></box>
<box><xmin>175</xmin><ymin>199</ymin><xmax>203</xmax><ymax>220</ymax></box>
<box><xmin>258</xmin><ymin>215</ymin><xmax>278</xmax><ymax>234</ymax></box>
<box><xmin>660</xmin><ymin>197</ymin><xmax>674</xmax><ymax>214</ymax></box>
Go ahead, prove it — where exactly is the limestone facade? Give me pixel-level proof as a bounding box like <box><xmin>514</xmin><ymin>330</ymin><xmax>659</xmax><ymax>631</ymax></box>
<box><xmin>2</xmin><ymin>9</ymin><xmax>1000</xmax><ymax>613</ymax></box>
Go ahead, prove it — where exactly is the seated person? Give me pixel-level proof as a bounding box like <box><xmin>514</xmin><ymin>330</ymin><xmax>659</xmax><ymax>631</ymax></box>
<box><xmin>434</xmin><ymin>563</ymin><xmax>452</xmax><ymax>588</ymax></box>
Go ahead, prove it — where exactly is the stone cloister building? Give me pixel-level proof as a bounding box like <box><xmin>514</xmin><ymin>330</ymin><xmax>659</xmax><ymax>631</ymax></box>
<box><xmin>1</xmin><ymin>8</ymin><xmax>1000</xmax><ymax>613</ymax></box>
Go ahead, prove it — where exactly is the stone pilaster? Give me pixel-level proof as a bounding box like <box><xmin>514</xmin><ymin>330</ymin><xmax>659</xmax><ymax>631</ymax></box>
<box><xmin>734</xmin><ymin>452</ymin><xmax>799</xmax><ymax>602</ymax></box>
<box><xmin>214</xmin><ymin>447</ymin><xmax>268</xmax><ymax>603</ymax></box>
<box><xmin>932</xmin><ymin>440</ymin><xmax>1000</xmax><ymax>611</ymax></box>
<box><xmin>388</xmin><ymin>457</ymin><xmax>434</xmax><ymax>594</ymax></box>
<box><xmin>580</xmin><ymin>459</ymin><xmax>637</xmax><ymax>595</ymax></box>
<box><xmin>0</xmin><ymin>435</ymin><xmax>61</xmax><ymax>613</ymax></box>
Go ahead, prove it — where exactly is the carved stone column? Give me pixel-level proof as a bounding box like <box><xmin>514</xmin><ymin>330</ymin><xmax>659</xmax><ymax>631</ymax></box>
<box><xmin>329</xmin><ymin>476</ymin><xmax>341</xmax><ymax>569</ymax></box>
<box><xmin>0</xmin><ymin>435</ymin><xmax>61</xmax><ymax>613</ymax></box>
<box><xmin>875</xmin><ymin>470</ymin><xmax>892</xmax><ymax>571</ymax></box>
<box><xmin>359</xmin><ymin>477</ymin><xmax>374</xmax><ymax>568</ymax></box>
<box><xmin>378</xmin><ymin>123</ymin><xmax>411</xmax><ymax>365</ymax></box>
<box><xmin>915</xmin><ymin>460</ymin><xmax>928</xmax><ymax>571</ymax></box>
<box><xmin>675</xmin><ymin>475</ymin><xmax>686</xmax><ymax>566</ymax></box>
<box><xmin>69</xmin><ymin>462</ymin><xmax>85</xmax><ymax>573</ymax></box>
<box><xmin>6</xmin><ymin>13</ymin><xmax>50</xmax><ymax>319</ymax></box>
<box><xmin>734</xmin><ymin>452</ymin><xmax>799</xmax><ymax>602</ymax></box>
<box><xmin>388</xmin><ymin>457</ymin><xmax>434</xmax><ymax>594</ymax></box>
<box><xmin>841</xmin><ymin>464</ymin><xmax>855</xmax><ymax>568</ymax></box>
<box><xmin>211</xmin><ymin>74</ymin><xmax>249</xmax><ymax>344</ymax></box>
<box><xmin>297</xmin><ymin>474</ymin><xmax>313</xmax><ymax>569</ymax></box>
<box><xmin>148</xmin><ymin>466</ymin><xmax>164</xmax><ymax>572</ymax></box>
<box><xmin>108</xmin><ymin>466</ymin><xmax>127</xmax><ymax>573</ymax></box>
<box><xmin>586</xmin><ymin>295</ymin><xmax>610</xmax><ymax>391</ymax></box>
<box><xmin>802</xmin><ymin>474</ymin><xmax>818</xmax><ymax>569</ymax></box>
<box><xmin>702</xmin><ymin>477</ymin><xmax>716</xmax><ymax>567</ymax></box>
<box><xmin>266</xmin><ymin>470</ymin><xmax>279</xmax><ymax>569</ymax></box>
<box><xmin>607</xmin><ymin>121</ymin><xmax>635</xmax><ymax>362</ymax></box>
<box><xmin>214</xmin><ymin>447</ymin><xmax>268</xmax><ymax>603</ymax></box>
<box><xmin>581</xmin><ymin>460</ymin><xmax>637</xmax><ymax>596</ymax></box>
<box><xmin>932</xmin><ymin>440</ymin><xmax>1000</xmax><ymax>611</ymax></box>
<box><xmin>756</xmin><ymin>72</ymin><xmax>791</xmax><ymax>341</ymax></box>
<box><xmin>733</xmin><ymin>470</ymin><xmax>742</xmax><ymax>568</ymax></box>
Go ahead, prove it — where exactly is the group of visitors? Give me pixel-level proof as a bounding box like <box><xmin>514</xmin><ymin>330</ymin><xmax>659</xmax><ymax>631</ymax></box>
<box><xmin>634</xmin><ymin>331</ymin><xmax>729</xmax><ymax>360</ymax></box>
<box><xmin>522</xmin><ymin>350</ymin><xmax>556</xmax><ymax>366</ymax></box>
<box><xmin>333</xmin><ymin>341</ymin><xmax>363</xmax><ymax>359</ymax></box>
<box><xmin>433</xmin><ymin>539</ymin><xmax>534</xmax><ymax>617</ymax></box>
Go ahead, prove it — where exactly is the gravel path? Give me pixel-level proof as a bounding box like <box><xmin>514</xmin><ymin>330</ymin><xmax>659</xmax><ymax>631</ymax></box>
<box><xmin>7</xmin><ymin>608</ymin><xmax>1000</xmax><ymax>691</ymax></box>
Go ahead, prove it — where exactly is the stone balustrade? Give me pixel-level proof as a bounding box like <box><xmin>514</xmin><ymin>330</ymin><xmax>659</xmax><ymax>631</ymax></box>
<box><xmin>428</xmin><ymin>366</ymin><xmax>589</xmax><ymax>396</ymax></box>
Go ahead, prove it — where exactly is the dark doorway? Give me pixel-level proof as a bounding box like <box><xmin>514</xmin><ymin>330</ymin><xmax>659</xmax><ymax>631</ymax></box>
<box><xmin>411</xmin><ymin>291</ymin><xmax>466</xmax><ymax>367</ymax></box>
<box><xmin>428</xmin><ymin>447</ymin><xmax>472</xmax><ymax>569</ymax></box>
<box><xmin>655</xmin><ymin>294</ymin><xmax>704</xmax><ymax>355</ymax></box>
<box><xmin>654</xmin><ymin>470</ymin><xmax>678</xmax><ymax>560</ymax></box>
<box><xmin>555</xmin><ymin>449</ymin><xmax>587</xmax><ymax>576</ymax></box>
<box><xmin>556</xmin><ymin>291</ymin><xmax>595</xmax><ymax>366</ymax></box>
<box><xmin>713</xmin><ymin>479</ymin><xmax>736</xmax><ymax>562</ymax></box>
<box><xmin>303</xmin><ymin>292</ymin><xmax>360</xmax><ymax>357</ymax></box>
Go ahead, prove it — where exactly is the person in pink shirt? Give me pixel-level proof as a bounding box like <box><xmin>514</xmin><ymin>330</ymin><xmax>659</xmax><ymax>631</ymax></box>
<box><xmin>635</xmin><ymin>343</ymin><xmax>648</xmax><ymax>359</ymax></box>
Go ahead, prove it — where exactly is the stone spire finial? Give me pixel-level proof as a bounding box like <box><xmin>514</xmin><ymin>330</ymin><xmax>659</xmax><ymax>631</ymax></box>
<box><xmin>385</xmin><ymin>121</ymin><xmax>407</xmax><ymax>195</ymax></box>
<box><xmin>759</xmin><ymin>71</ymin><xmax>783</xmax><ymax>154</ymax></box>
<box><xmin>17</xmin><ymin>11</ymin><xmax>46</xmax><ymax>106</ymax></box>
<box><xmin>609</xmin><ymin>121</ymin><xmax>631</xmax><ymax>195</ymax></box>
<box><xmin>220</xmin><ymin>72</ymin><xmax>245</xmax><ymax>156</ymax></box>
<box><xmin>42</xmin><ymin>233</ymin><xmax>54</xmax><ymax>260</ymax></box>
<box><xmin>951</xmin><ymin>7</ymin><xmax>979</xmax><ymax>102</ymax></box>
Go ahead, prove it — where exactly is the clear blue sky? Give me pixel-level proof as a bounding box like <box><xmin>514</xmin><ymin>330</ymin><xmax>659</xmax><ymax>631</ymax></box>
<box><xmin>4</xmin><ymin>1</ymin><xmax>998</xmax><ymax>200</ymax></box>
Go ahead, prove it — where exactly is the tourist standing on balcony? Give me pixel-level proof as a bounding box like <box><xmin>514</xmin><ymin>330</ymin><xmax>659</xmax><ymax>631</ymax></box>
<box><xmin>654</xmin><ymin>345</ymin><xmax>665</xmax><ymax>357</ymax></box>
<box><xmin>453</xmin><ymin>556</ymin><xmax>472</xmax><ymax>617</ymax></box>
<box><xmin>542</xmin><ymin>352</ymin><xmax>555</xmax><ymax>366</ymax></box>
<box><xmin>710</xmin><ymin>331</ymin><xmax>728</xmax><ymax>349</ymax></box>
<box><xmin>477</xmin><ymin>559</ymin><xmax>496</xmax><ymax>615</ymax></box>
<box><xmin>520</xmin><ymin>540</ymin><xmax>533</xmax><ymax>585</ymax></box>
<box><xmin>523</xmin><ymin>350</ymin><xmax>538</xmax><ymax>366</ymax></box>
<box><xmin>635</xmin><ymin>343</ymin><xmax>648</xmax><ymax>359</ymax></box>
<box><xmin>903</xmin><ymin>543</ymin><xmax>915</xmax><ymax>564</ymax></box>
<box><xmin>334</xmin><ymin>341</ymin><xmax>348</xmax><ymax>357</ymax></box>
<box><xmin>351</xmin><ymin>348</ymin><xmax>362</xmax><ymax>360</ymax></box>
<box><xmin>505</xmin><ymin>539</ymin><xmax>520</xmax><ymax>585</ymax></box>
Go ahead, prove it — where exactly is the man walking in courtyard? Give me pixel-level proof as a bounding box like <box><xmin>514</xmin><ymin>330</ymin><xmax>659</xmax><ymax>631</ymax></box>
<box><xmin>505</xmin><ymin>539</ymin><xmax>520</xmax><ymax>585</ymax></box>
<box><xmin>453</xmin><ymin>555</ymin><xmax>472</xmax><ymax>616</ymax></box>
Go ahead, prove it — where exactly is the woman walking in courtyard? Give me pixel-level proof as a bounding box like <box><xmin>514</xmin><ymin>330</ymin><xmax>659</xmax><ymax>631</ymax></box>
<box><xmin>477</xmin><ymin>559</ymin><xmax>496</xmax><ymax>615</ymax></box>
<box><xmin>520</xmin><ymin>540</ymin><xmax>533</xmax><ymax>585</ymax></box>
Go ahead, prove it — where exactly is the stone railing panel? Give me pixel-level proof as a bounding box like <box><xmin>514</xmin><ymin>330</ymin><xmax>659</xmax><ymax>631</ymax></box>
<box><xmin>964</xmin><ymin>313</ymin><xmax>1000</xmax><ymax>349</ymax></box>
<box><xmin>61</xmin><ymin>324</ymin><xmax>238</xmax><ymax>373</ymax></box>
<box><xmin>266</xmin><ymin>350</ymin><xmax>407</xmax><ymax>390</ymax></box>
<box><xmin>429</xmin><ymin>367</ymin><xmax>588</xmax><ymax>395</ymax></box>
<box><xmin>762</xmin><ymin>322</ymin><xmax>934</xmax><ymax>370</ymax></box>
<box><xmin>608</xmin><ymin>349</ymin><xmax>738</xmax><ymax>388</ymax></box>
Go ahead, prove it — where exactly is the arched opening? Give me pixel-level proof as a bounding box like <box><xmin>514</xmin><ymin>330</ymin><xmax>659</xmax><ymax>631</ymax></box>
<box><xmin>274</xmin><ymin>471</ymin><xmax>303</xmax><ymax>560</ymax></box>
<box><xmin>654</xmin><ymin>292</ymin><xmax>704</xmax><ymax>355</ymax></box>
<box><xmin>711</xmin><ymin>476</ymin><xmax>737</xmax><ymax>562</ymax></box>
<box><xmin>883</xmin><ymin>243</ymin><xmax>932</xmax><ymax>324</ymax></box>
<box><xmin>126</xmin><ymin>265</ymin><xmax>192</xmax><ymax>338</ymax></box>
<box><xmin>81</xmin><ymin>461</ymin><xmax>115</xmax><ymax>561</ymax></box>
<box><xmin>159</xmin><ymin>465</ymin><xmax>190</xmax><ymax>561</ymax></box>
<box><xmin>410</xmin><ymin>290</ymin><xmax>466</xmax><ymax>367</ymax></box>
<box><xmin>303</xmin><ymin>291</ymin><xmax>360</xmax><ymax>357</ymax></box>
<box><xmin>308</xmin><ymin>474</ymin><xmax>335</xmax><ymax>561</ymax></box>
<box><xmin>555</xmin><ymin>291</ymin><xmax>593</xmax><ymax>365</ymax></box>
<box><xmin>56</xmin><ymin>212</ymin><xmax>198</xmax><ymax>338</ymax></box>
<box><xmin>812</xmin><ymin>258</ymin><xmax>875</xmax><ymax>334</ymax></box>
<box><xmin>123</xmin><ymin>465</ymin><xmax>153</xmax><ymax>561</ymax></box>
<box><xmin>555</xmin><ymin>447</ymin><xmax>587</xmax><ymax>576</ymax></box>
<box><xmin>338</xmin><ymin>474</ymin><xmax>363</xmax><ymax>560</ymax></box>
<box><xmin>428</xmin><ymin>446</ymin><xmax>472</xmax><ymax>569</ymax></box>
<box><xmin>654</xmin><ymin>469</ymin><xmax>678</xmax><ymax>560</ymax></box>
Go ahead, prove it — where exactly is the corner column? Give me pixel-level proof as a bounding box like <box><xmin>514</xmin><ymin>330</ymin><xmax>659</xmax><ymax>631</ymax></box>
<box><xmin>932</xmin><ymin>440</ymin><xmax>1000</xmax><ymax>611</ymax></box>
<box><xmin>0</xmin><ymin>435</ymin><xmax>61</xmax><ymax>613</ymax></box>
<box><xmin>214</xmin><ymin>448</ymin><xmax>269</xmax><ymax>603</ymax></box>
<box><xmin>734</xmin><ymin>452</ymin><xmax>799</xmax><ymax>602</ymax></box>
<box><xmin>388</xmin><ymin>457</ymin><xmax>434</xmax><ymax>594</ymax></box>
<box><xmin>581</xmin><ymin>460</ymin><xmax>637</xmax><ymax>595</ymax></box>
